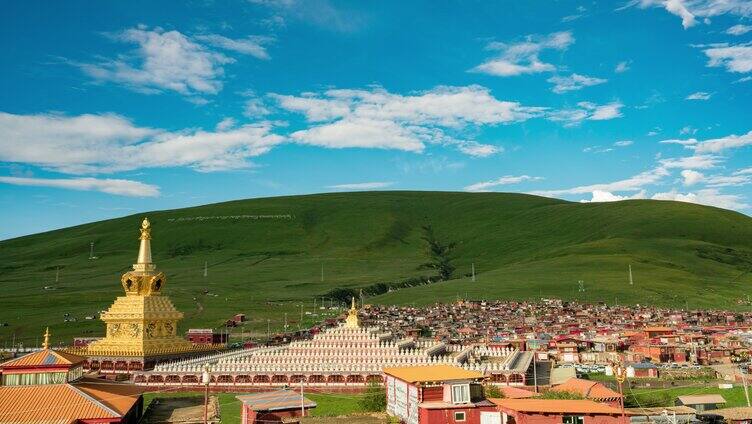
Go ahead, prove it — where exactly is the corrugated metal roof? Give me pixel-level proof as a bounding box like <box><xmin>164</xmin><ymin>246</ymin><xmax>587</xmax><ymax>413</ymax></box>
<box><xmin>552</xmin><ymin>378</ymin><xmax>622</xmax><ymax>400</ymax></box>
<box><xmin>383</xmin><ymin>365</ymin><xmax>484</xmax><ymax>383</ymax></box>
<box><xmin>677</xmin><ymin>394</ymin><xmax>727</xmax><ymax>405</ymax></box>
<box><xmin>236</xmin><ymin>390</ymin><xmax>316</xmax><ymax>412</ymax></box>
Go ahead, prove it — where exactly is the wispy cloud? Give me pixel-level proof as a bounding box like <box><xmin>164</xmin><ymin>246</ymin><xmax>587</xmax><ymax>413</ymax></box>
<box><xmin>546</xmin><ymin>102</ymin><xmax>624</xmax><ymax>126</ymax></box>
<box><xmin>0</xmin><ymin>176</ymin><xmax>159</xmax><ymax>197</ymax></box>
<box><xmin>326</xmin><ymin>181</ymin><xmax>393</xmax><ymax>190</ymax></box>
<box><xmin>471</xmin><ymin>31</ymin><xmax>574</xmax><ymax>77</ymax></box>
<box><xmin>685</xmin><ymin>91</ymin><xmax>712</xmax><ymax>100</ymax></box>
<box><xmin>194</xmin><ymin>34</ymin><xmax>273</xmax><ymax>60</ymax></box>
<box><xmin>615</xmin><ymin>61</ymin><xmax>631</xmax><ymax>73</ymax></box>
<box><xmin>727</xmin><ymin>24</ymin><xmax>752</xmax><ymax>35</ymax></box>
<box><xmin>700</xmin><ymin>42</ymin><xmax>752</xmax><ymax>74</ymax></box>
<box><xmin>75</xmin><ymin>26</ymin><xmax>272</xmax><ymax>98</ymax></box>
<box><xmin>547</xmin><ymin>73</ymin><xmax>607</xmax><ymax>93</ymax></box>
<box><xmin>464</xmin><ymin>175</ymin><xmax>543</xmax><ymax>192</ymax></box>
<box><xmin>625</xmin><ymin>0</ymin><xmax>752</xmax><ymax>30</ymax></box>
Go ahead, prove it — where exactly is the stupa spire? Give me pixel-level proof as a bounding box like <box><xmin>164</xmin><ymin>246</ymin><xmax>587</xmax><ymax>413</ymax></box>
<box><xmin>132</xmin><ymin>218</ymin><xmax>156</xmax><ymax>274</ymax></box>
<box><xmin>345</xmin><ymin>296</ymin><xmax>360</xmax><ymax>329</ymax></box>
<box><xmin>136</xmin><ymin>218</ymin><xmax>152</xmax><ymax>265</ymax></box>
<box><xmin>42</xmin><ymin>327</ymin><xmax>50</xmax><ymax>350</ymax></box>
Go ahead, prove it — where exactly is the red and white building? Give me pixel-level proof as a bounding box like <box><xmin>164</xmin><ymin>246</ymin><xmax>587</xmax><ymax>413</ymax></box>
<box><xmin>384</xmin><ymin>364</ymin><xmax>498</xmax><ymax>424</ymax></box>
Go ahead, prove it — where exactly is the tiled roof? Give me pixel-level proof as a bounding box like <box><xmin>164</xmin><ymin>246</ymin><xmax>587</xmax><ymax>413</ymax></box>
<box><xmin>491</xmin><ymin>399</ymin><xmax>624</xmax><ymax>414</ymax></box>
<box><xmin>74</xmin><ymin>379</ymin><xmax>145</xmax><ymax>415</ymax></box>
<box><xmin>552</xmin><ymin>378</ymin><xmax>622</xmax><ymax>400</ymax></box>
<box><xmin>0</xmin><ymin>384</ymin><xmax>118</xmax><ymax>422</ymax></box>
<box><xmin>237</xmin><ymin>390</ymin><xmax>316</xmax><ymax>412</ymax></box>
<box><xmin>499</xmin><ymin>386</ymin><xmax>537</xmax><ymax>399</ymax></box>
<box><xmin>0</xmin><ymin>349</ymin><xmax>85</xmax><ymax>369</ymax></box>
<box><xmin>383</xmin><ymin>365</ymin><xmax>484</xmax><ymax>383</ymax></box>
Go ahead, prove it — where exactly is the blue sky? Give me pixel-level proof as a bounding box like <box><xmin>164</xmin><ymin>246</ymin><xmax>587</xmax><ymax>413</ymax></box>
<box><xmin>1</xmin><ymin>0</ymin><xmax>752</xmax><ymax>239</ymax></box>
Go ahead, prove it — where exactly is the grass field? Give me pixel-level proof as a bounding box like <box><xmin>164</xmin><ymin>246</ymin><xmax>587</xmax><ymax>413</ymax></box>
<box><xmin>143</xmin><ymin>390</ymin><xmax>369</xmax><ymax>423</ymax></box>
<box><xmin>2</xmin><ymin>191</ymin><xmax>752</xmax><ymax>344</ymax></box>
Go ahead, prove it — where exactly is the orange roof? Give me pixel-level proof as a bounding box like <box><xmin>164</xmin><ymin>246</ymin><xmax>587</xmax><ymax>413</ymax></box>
<box><xmin>499</xmin><ymin>386</ymin><xmax>537</xmax><ymax>399</ymax></box>
<box><xmin>383</xmin><ymin>365</ymin><xmax>484</xmax><ymax>383</ymax></box>
<box><xmin>0</xmin><ymin>384</ymin><xmax>120</xmax><ymax>422</ymax></box>
<box><xmin>0</xmin><ymin>349</ymin><xmax>85</xmax><ymax>369</ymax></box>
<box><xmin>75</xmin><ymin>380</ymin><xmax>145</xmax><ymax>415</ymax></box>
<box><xmin>552</xmin><ymin>378</ymin><xmax>622</xmax><ymax>400</ymax></box>
<box><xmin>643</xmin><ymin>327</ymin><xmax>673</xmax><ymax>332</ymax></box>
<box><xmin>491</xmin><ymin>399</ymin><xmax>624</xmax><ymax>415</ymax></box>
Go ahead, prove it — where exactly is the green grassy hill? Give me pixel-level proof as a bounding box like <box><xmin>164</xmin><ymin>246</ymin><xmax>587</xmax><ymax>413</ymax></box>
<box><xmin>2</xmin><ymin>191</ymin><xmax>752</xmax><ymax>345</ymax></box>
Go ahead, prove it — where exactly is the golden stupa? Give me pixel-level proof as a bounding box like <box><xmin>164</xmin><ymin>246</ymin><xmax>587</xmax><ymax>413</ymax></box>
<box><xmin>344</xmin><ymin>297</ymin><xmax>360</xmax><ymax>329</ymax></box>
<box><xmin>85</xmin><ymin>218</ymin><xmax>196</xmax><ymax>357</ymax></box>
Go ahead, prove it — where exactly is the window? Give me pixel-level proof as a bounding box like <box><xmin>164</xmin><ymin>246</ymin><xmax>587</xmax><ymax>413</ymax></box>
<box><xmin>563</xmin><ymin>415</ymin><xmax>584</xmax><ymax>424</ymax></box>
<box><xmin>454</xmin><ymin>411</ymin><xmax>466</xmax><ymax>422</ymax></box>
<box><xmin>451</xmin><ymin>384</ymin><xmax>470</xmax><ymax>404</ymax></box>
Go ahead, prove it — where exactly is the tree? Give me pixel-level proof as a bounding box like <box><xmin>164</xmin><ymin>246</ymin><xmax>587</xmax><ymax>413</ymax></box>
<box><xmin>484</xmin><ymin>384</ymin><xmax>504</xmax><ymax>399</ymax></box>
<box><xmin>419</xmin><ymin>224</ymin><xmax>456</xmax><ymax>281</ymax></box>
<box><xmin>360</xmin><ymin>381</ymin><xmax>387</xmax><ymax>412</ymax></box>
<box><xmin>538</xmin><ymin>390</ymin><xmax>585</xmax><ymax>400</ymax></box>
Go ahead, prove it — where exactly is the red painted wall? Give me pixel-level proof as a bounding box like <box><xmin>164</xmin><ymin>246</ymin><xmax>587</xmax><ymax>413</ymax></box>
<box><xmin>420</xmin><ymin>406</ymin><xmax>497</xmax><ymax>424</ymax></box>
<box><xmin>500</xmin><ymin>411</ymin><xmax>628</xmax><ymax>424</ymax></box>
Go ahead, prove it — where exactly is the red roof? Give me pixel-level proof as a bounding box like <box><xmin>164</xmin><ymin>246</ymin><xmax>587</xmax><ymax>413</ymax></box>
<box><xmin>0</xmin><ymin>380</ymin><xmax>141</xmax><ymax>422</ymax></box>
<box><xmin>491</xmin><ymin>399</ymin><xmax>624</xmax><ymax>414</ymax></box>
<box><xmin>552</xmin><ymin>378</ymin><xmax>623</xmax><ymax>400</ymax></box>
<box><xmin>0</xmin><ymin>349</ymin><xmax>85</xmax><ymax>369</ymax></box>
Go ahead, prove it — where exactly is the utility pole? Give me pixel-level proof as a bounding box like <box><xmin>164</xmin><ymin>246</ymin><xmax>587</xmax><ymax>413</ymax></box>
<box><xmin>202</xmin><ymin>363</ymin><xmax>212</xmax><ymax>424</ymax></box>
<box><xmin>204</xmin><ymin>261</ymin><xmax>208</xmax><ymax>278</ymax></box>
<box><xmin>471</xmin><ymin>263</ymin><xmax>476</xmax><ymax>282</ymax></box>
<box><xmin>55</xmin><ymin>266</ymin><xmax>59</xmax><ymax>284</ymax></box>
<box><xmin>533</xmin><ymin>351</ymin><xmax>538</xmax><ymax>393</ymax></box>
<box><xmin>300</xmin><ymin>378</ymin><xmax>305</xmax><ymax>417</ymax></box>
<box><xmin>320</xmin><ymin>263</ymin><xmax>324</xmax><ymax>282</ymax></box>
<box><xmin>267</xmin><ymin>319</ymin><xmax>271</xmax><ymax>344</ymax></box>
<box><xmin>743</xmin><ymin>368</ymin><xmax>751</xmax><ymax>407</ymax></box>
<box><xmin>628</xmin><ymin>264</ymin><xmax>633</xmax><ymax>285</ymax></box>
<box><xmin>89</xmin><ymin>242</ymin><xmax>94</xmax><ymax>260</ymax></box>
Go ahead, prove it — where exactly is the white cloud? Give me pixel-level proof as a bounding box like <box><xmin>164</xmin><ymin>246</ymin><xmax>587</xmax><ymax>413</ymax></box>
<box><xmin>78</xmin><ymin>26</ymin><xmax>236</xmax><ymax>96</ymax></box>
<box><xmin>250</xmin><ymin>0</ymin><xmax>365</xmax><ymax>33</ymax></box>
<box><xmin>0</xmin><ymin>176</ymin><xmax>159</xmax><ymax>197</ymax></box>
<box><xmin>547</xmin><ymin>73</ymin><xmax>607</xmax><ymax>93</ymax></box>
<box><xmin>0</xmin><ymin>112</ymin><xmax>284</xmax><ymax>174</ymax></box>
<box><xmin>464</xmin><ymin>175</ymin><xmax>543</xmax><ymax>192</ymax></box>
<box><xmin>532</xmin><ymin>167</ymin><xmax>669</xmax><ymax>197</ymax></box>
<box><xmin>727</xmin><ymin>24</ymin><xmax>752</xmax><ymax>35</ymax></box>
<box><xmin>615</xmin><ymin>61</ymin><xmax>631</xmax><ymax>73</ymax></box>
<box><xmin>685</xmin><ymin>91</ymin><xmax>712</xmax><ymax>100</ymax></box>
<box><xmin>243</xmin><ymin>97</ymin><xmax>272</xmax><ymax>118</ymax></box>
<box><xmin>275</xmin><ymin>85</ymin><xmax>543</xmax><ymax>155</ymax></box>
<box><xmin>290</xmin><ymin>117</ymin><xmax>424</xmax><ymax>152</ymax></box>
<box><xmin>326</xmin><ymin>181</ymin><xmax>393</xmax><ymax>190</ymax></box>
<box><xmin>659</xmin><ymin>137</ymin><xmax>697</xmax><ymax>146</ymax></box>
<box><xmin>547</xmin><ymin>102</ymin><xmax>624</xmax><ymax>126</ymax></box>
<box><xmin>693</xmin><ymin>130</ymin><xmax>752</xmax><ymax>153</ymax></box>
<box><xmin>614</xmin><ymin>140</ymin><xmax>634</xmax><ymax>147</ymax></box>
<box><xmin>194</xmin><ymin>34</ymin><xmax>272</xmax><ymax>60</ymax></box>
<box><xmin>582</xmin><ymin>190</ymin><xmax>646</xmax><ymax>202</ymax></box>
<box><xmin>681</xmin><ymin>169</ymin><xmax>704</xmax><ymax>185</ymax></box>
<box><xmin>704</xmin><ymin>174</ymin><xmax>752</xmax><ymax>187</ymax></box>
<box><xmin>651</xmin><ymin>188</ymin><xmax>748</xmax><ymax>210</ymax></box>
<box><xmin>680</xmin><ymin>126</ymin><xmax>697</xmax><ymax>135</ymax></box>
<box><xmin>628</xmin><ymin>0</ymin><xmax>752</xmax><ymax>29</ymax></box>
<box><xmin>471</xmin><ymin>31</ymin><xmax>574</xmax><ymax>77</ymax></box>
<box><xmin>701</xmin><ymin>42</ymin><xmax>752</xmax><ymax>73</ymax></box>
<box><xmin>659</xmin><ymin>154</ymin><xmax>720</xmax><ymax>169</ymax></box>
<box><xmin>456</xmin><ymin>141</ymin><xmax>503</xmax><ymax>157</ymax></box>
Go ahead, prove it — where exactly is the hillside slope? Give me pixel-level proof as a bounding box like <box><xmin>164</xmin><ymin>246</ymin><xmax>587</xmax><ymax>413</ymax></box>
<box><xmin>2</xmin><ymin>191</ymin><xmax>752</xmax><ymax>343</ymax></box>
